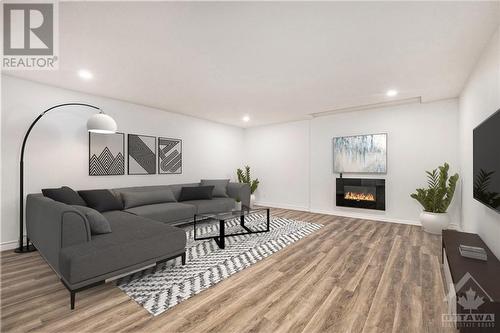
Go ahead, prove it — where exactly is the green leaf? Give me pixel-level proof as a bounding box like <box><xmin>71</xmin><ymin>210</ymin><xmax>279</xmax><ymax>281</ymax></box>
<box><xmin>411</xmin><ymin>162</ymin><xmax>459</xmax><ymax>213</ymax></box>
<box><xmin>236</xmin><ymin>166</ymin><xmax>259</xmax><ymax>194</ymax></box>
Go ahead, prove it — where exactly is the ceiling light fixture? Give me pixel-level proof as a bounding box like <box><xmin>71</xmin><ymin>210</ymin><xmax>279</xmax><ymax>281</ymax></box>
<box><xmin>78</xmin><ymin>69</ymin><xmax>93</xmax><ymax>80</ymax></box>
<box><xmin>386</xmin><ymin>89</ymin><xmax>398</xmax><ymax>97</ymax></box>
<box><xmin>242</xmin><ymin>115</ymin><xmax>250</xmax><ymax>122</ymax></box>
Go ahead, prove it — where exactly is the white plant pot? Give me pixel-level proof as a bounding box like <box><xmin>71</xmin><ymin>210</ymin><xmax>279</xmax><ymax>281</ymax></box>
<box><xmin>419</xmin><ymin>211</ymin><xmax>450</xmax><ymax>235</ymax></box>
<box><xmin>250</xmin><ymin>194</ymin><xmax>256</xmax><ymax>208</ymax></box>
<box><xmin>234</xmin><ymin>201</ymin><xmax>242</xmax><ymax>211</ymax></box>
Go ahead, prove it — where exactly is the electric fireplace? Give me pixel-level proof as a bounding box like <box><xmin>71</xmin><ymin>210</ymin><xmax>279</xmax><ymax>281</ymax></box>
<box><xmin>336</xmin><ymin>178</ymin><xmax>385</xmax><ymax>210</ymax></box>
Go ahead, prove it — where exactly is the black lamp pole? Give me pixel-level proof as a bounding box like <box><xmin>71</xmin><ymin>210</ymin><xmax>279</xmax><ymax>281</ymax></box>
<box><xmin>15</xmin><ymin>103</ymin><xmax>102</xmax><ymax>253</ymax></box>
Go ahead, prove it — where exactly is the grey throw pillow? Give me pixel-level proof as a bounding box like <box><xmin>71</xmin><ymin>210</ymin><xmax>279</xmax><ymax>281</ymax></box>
<box><xmin>78</xmin><ymin>189</ymin><xmax>123</xmax><ymax>212</ymax></box>
<box><xmin>178</xmin><ymin>186</ymin><xmax>214</xmax><ymax>201</ymax></box>
<box><xmin>72</xmin><ymin>205</ymin><xmax>112</xmax><ymax>235</ymax></box>
<box><xmin>42</xmin><ymin>186</ymin><xmax>87</xmax><ymax>206</ymax></box>
<box><xmin>200</xmin><ymin>179</ymin><xmax>230</xmax><ymax>198</ymax></box>
<box><xmin>121</xmin><ymin>189</ymin><xmax>177</xmax><ymax>209</ymax></box>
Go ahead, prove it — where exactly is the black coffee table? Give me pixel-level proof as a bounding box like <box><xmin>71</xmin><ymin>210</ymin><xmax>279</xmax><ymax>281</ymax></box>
<box><xmin>193</xmin><ymin>208</ymin><xmax>270</xmax><ymax>249</ymax></box>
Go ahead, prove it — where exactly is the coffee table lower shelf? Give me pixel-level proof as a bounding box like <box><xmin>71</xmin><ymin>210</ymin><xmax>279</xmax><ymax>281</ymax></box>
<box><xmin>193</xmin><ymin>208</ymin><xmax>270</xmax><ymax>249</ymax></box>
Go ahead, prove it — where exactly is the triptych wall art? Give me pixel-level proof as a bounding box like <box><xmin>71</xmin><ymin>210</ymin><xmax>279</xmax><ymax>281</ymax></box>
<box><xmin>333</xmin><ymin>133</ymin><xmax>387</xmax><ymax>173</ymax></box>
<box><xmin>89</xmin><ymin>133</ymin><xmax>182</xmax><ymax>176</ymax></box>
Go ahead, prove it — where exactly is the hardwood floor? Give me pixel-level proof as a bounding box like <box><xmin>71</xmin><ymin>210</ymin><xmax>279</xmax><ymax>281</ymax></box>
<box><xmin>1</xmin><ymin>208</ymin><xmax>456</xmax><ymax>333</ymax></box>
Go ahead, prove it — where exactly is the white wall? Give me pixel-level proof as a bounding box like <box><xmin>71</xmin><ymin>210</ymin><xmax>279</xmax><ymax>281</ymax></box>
<box><xmin>310</xmin><ymin>100</ymin><xmax>460</xmax><ymax>224</ymax></box>
<box><xmin>246</xmin><ymin>99</ymin><xmax>461</xmax><ymax>226</ymax></box>
<box><xmin>459</xmin><ymin>26</ymin><xmax>500</xmax><ymax>258</ymax></box>
<box><xmin>244</xmin><ymin>120</ymin><xmax>310</xmax><ymax>211</ymax></box>
<box><xmin>1</xmin><ymin>75</ymin><xmax>244</xmax><ymax>247</ymax></box>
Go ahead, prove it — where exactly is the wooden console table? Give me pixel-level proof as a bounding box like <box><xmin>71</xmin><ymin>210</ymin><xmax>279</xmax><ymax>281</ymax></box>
<box><xmin>442</xmin><ymin>230</ymin><xmax>500</xmax><ymax>333</ymax></box>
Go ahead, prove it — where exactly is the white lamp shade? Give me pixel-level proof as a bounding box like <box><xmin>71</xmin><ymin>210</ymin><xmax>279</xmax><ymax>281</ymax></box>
<box><xmin>87</xmin><ymin>113</ymin><xmax>117</xmax><ymax>134</ymax></box>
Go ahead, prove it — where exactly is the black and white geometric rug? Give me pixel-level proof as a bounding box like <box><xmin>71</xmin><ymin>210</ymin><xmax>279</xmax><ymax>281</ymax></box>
<box><xmin>117</xmin><ymin>214</ymin><xmax>323</xmax><ymax>316</ymax></box>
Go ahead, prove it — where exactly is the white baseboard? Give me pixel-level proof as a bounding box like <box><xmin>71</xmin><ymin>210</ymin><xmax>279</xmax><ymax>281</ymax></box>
<box><xmin>259</xmin><ymin>202</ymin><xmax>464</xmax><ymax>230</ymax></box>
<box><xmin>1</xmin><ymin>239</ymin><xmax>21</xmax><ymax>252</ymax></box>
<box><xmin>308</xmin><ymin>208</ymin><xmax>420</xmax><ymax>226</ymax></box>
<box><xmin>256</xmin><ymin>200</ymin><xmax>421</xmax><ymax>226</ymax></box>
<box><xmin>447</xmin><ymin>223</ymin><xmax>462</xmax><ymax>231</ymax></box>
<box><xmin>1</xmin><ymin>235</ymin><xmax>27</xmax><ymax>252</ymax></box>
<box><xmin>255</xmin><ymin>201</ymin><xmax>310</xmax><ymax>212</ymax></box>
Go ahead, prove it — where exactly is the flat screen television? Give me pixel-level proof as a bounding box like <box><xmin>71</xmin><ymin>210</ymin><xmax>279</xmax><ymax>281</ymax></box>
<box><xmin>473</xmin><ymin>108</ymin><xmax>500</xmax><ymax>213</ymax></box>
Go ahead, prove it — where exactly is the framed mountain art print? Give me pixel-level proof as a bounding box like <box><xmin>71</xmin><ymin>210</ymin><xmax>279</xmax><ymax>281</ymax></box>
<box><xmin>89</xmin><ymin>132</ymin><xmax>125</xmax><ymax>176</ymax></box>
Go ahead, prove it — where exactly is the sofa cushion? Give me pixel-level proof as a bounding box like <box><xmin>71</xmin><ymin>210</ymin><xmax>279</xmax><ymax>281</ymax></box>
<box><xmin>72</xmin><ymin>205</ymin><xmax>112</xmax><ymax>235</ymax></box>
<box><xmin>59</xmin><ymin>211</ymin><xmax>186</xmax><ymax>284</ymax></box>
<box><xmin>121</xmin><ymin>189</ymin><xmax>176</xmax><ymax>209</ymax></box>
<box><xmin>178</xmin><ymin>186</ymin><xmax>214</xmax><ymax>202</ymax></box>
<box><xmin>112</xmin><ymin>183</ymin><xmax>200</xmax><ymax>202</ymax></box>
<box><xmin>125</xmin><ymin>202</ymin><xmax>196</xmax><ymax>223</ymax></box>
<box><xmin>42</xmin><ymin>186</ymin><xmax>87</xmax><ymax>206</ymax></box>
<box><xmin>200</xmin><ymin>179</ymin><xmax>230</xmax><ymax>198</ymax></box>
<box><xmin>184</xmin><ymin>198</ymin><xmax>235</xmax><ymax>214</ymax></box>
<box><xmin>78</xmin><ymin>189</ymin><xmax>124</xmax><ymax>212</ymax></box>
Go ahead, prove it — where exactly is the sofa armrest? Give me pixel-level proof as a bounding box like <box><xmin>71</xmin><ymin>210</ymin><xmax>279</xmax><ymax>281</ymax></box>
<box><xmin>227</xmin><ymin>183</ymin><xmax>251</xmax><ymax>209</ymax></box>
<box><xmin>26</xmin><ymin>194</ymin><xmax>91</xmax><ymax>272</ymax></box>
<box><xmin>61</xmin><ymin>211</ymin><xmax>92</xmax><ymax>247</ymax></box>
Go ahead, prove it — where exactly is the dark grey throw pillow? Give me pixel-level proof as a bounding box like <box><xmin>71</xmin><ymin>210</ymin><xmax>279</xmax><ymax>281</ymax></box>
<box><xmin>200</xmin><ymin>179</ymin><xmax>230</xmax><ymax>198</ymax></box>
<box><xmin>178</xmin><ymin>186</ymin><xmax>214</xmax><ymax>201</ymax></box>
<box><xmin>78</xmin><ymin>189</ymin><xmax>124</xmax><ymax>212</ymax></box>
<box><xmin>42</xmin><ymin>186</ymin><xmax>87</xmax><ymax>206</ymax></box>
<box><xmin>121</xmin><ymin>189</ymin><xmax>177</xmax><ymax>209</ymax></box>
<box><xmin>72</xmin><ymin>205</ymin><xmax>112</xmax><ymax>235</ymax></box>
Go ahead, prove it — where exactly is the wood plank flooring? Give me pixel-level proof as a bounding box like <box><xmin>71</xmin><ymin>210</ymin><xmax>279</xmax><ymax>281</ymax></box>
<box><xmin>1</xmin><ymin>208</ymin><xmax>456</xmax><ymax>333</ymax></box>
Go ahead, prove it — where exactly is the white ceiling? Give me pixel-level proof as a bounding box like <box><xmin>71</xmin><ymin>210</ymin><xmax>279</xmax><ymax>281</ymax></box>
<box><xmin>6</xmin><ymin>1</ymin><xmax>500</xmax><ymax>127</ymax></box>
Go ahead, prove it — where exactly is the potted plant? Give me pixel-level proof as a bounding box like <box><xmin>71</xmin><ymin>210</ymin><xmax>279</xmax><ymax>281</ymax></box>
<box><xmin>410</xmin><ymin>162</ymin><xmax>459</xmax><ymax>235</ymax></box>
<box><xmin>234</xmin><ymin>197</ymin><xmax>242</xmax><ymax>211</ymax></box>
<box><xmin>237</xmin><ymin>165</ymin><xmax>259</xmax><ymax>208</ymax></box>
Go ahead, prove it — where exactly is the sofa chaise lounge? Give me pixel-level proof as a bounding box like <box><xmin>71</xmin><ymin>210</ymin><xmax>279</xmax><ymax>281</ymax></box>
<box><xmin>26</xmin><ymin>181</ymin><xmax>250</xmax><ymax>309</ymax></box>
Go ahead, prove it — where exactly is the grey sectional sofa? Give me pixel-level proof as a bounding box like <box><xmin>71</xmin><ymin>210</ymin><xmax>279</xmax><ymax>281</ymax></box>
<box><xmin>26</xmin><ymin>182</ymin><xmax>250</xmax><ymax>309</ymax></box>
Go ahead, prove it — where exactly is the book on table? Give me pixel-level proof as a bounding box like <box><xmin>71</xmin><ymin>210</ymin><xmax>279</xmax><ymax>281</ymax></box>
<box><xmin>458</xmin><ymin>244</ymin><xmax>487</xmax><ymax>261</ymax></box>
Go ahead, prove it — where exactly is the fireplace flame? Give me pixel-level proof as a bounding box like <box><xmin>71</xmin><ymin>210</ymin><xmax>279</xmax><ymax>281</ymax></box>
<box><xmin>345</xmin><ymin>191</ymin><xmax>376</xmax><ymax>202</ymax></box>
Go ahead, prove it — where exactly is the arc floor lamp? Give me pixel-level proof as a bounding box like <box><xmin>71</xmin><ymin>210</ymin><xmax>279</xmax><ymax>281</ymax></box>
<box><xmin>15</xmin><ymin>103</ymin><xmax>117</xmax><ymax>253</ymax></box>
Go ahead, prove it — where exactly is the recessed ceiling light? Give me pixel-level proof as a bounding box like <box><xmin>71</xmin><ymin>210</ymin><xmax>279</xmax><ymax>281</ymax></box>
<box><xmin>386</xmin><ymin>89</ymin><xmax>398</xmax><ymax>97</ymax></box>
<box><xmin>78</xmin><ymin>69</ymin><xmax>93</xmax><ymax>80</ymax></box>
<box><xmin>242</xmin><ymin>115</ymin><xmax>250</xmax><ymax>122</ymax></box>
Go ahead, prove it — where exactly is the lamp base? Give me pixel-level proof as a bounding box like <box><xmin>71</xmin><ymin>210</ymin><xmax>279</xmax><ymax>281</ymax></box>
<box><xmin>14</xmin><ymin>244</ymin><xmax>37</xmax><ymax>253</ymax></box>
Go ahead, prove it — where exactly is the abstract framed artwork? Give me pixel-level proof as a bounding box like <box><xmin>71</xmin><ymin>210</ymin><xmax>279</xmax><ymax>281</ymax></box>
<box><xmin>158</xmin><ymin>137</ymin><xmax>182</xmax><ymax>174</ymax></box>
<box><xmin>333</xmin><ymin>133</ymin><xmax>387</xmax><ymax>173</ymax></box>
<box><xmin>128</xmin><ymin>134</ymin><xmax>156</xmax><ymax>175</ymax></box>
<box><xmin>89</xmin><ymin>132</ymin><xmax>125</xmax><ymax>176</ymax></box>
